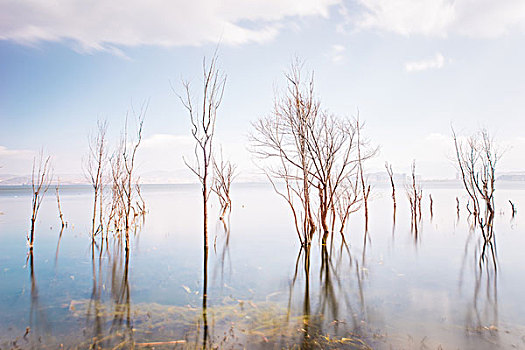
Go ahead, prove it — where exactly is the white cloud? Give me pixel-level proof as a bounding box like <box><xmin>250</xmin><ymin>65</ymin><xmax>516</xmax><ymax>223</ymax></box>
<box><xmin>0</xmin><ymin>0</ymin><xmax>339</xmax><ymax>53</ymax></box>
<box><xmin>425</xmin><ymin>132</ymin><xmax>448</xmax><ymax>142</ymax></box>
<box><xmin>347</xmin><ymin>0</ymin><xmax>525</xmax><ymax>38</ymax></box>
<box><xmin>405</xmin><ymin>53</ymin><xmax>445</xmax><ymax>72</ymax></box>
<box><xmin>0</xmin><ymin>146</ymin><xmax>35</xmax><ymax>175</ymax></box>
<box><xmin>356</xmin><ymin>0</ymin><xmax>455</xmax><ymax>37</ymax></box>
<box><xmin>0</xmin><ymin>145</ymin><xmax>33</xmax><ymax>158</ymax></box>
<box><xmin>329</xmin><ymin>44</ymin><xmax>346</xmax><ymax>63</ymax></box>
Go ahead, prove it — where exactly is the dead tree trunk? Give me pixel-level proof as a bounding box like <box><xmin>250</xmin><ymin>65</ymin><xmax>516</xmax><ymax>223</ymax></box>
<box><xmin>452</xmin><ymin>128</ymin><xmax>500</xmax><ymax>243</ymax></box>
<box><xmin>429</xmin><ymin>194</ymin><xmax>433</xmax><ymax>218</ymax></box>
<box><xmin>406</xmin><ymin>161</ymin><xmax>422</xmax><ymax>234</ymax></box>
<box><xmin>29</xmin><ymin>152</ymin><xmax>52</xmax><ymax>250</ymax></box>
<box><xmin>85</xmin><ymin>120</ymin><xmax>107</xmax><ymax>242</ymax></box>
<box><xmin>385</xmin><ymin>162</ymin><xmax>396</xmax><ymax>221</ymax></box>
<box><xmin>179</xmin><ymin>53</ymin><xmax>226</xmax><ymax>249</ymax></box>
<box><xmin>55</xmin><ymin>179</ymin><xmax>65</xmax><ymax>228</ymax></box>
<box><xmin>212</xmin><ymin>151</ymin><xmax>237</xmax><ymax>221</ymax></box>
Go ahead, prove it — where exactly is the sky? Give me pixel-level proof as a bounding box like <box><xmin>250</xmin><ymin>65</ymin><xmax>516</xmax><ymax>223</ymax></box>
<box><xmin>1</xmin><ymin>0</ymin><xmax>525</xmax><ymax>181</ymax></box>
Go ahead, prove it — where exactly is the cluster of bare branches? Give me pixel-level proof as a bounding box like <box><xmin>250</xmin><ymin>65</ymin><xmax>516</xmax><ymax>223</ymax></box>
<box><xmin>385</xmin><ymin>162</ymin><xmax>396</xmax><ymax>220</ymax></box>
<box><xmin>453</xmin><ymin>128</ymin><xmax>500</xmax><ymax>242</ymax></box>
<box><xmin>83</xmin><ymin>109</ymin><xmax>147</xmax><ymax>251</ymax></box>
<box><xmin>85</xmin><ymin>120</ymin><xmax>108</xmax><ymax>241</ymax></box>
<box><xmin>356</xmin><ymin>117</ymin><xmax>375</xmax><ymax>232</ymax></box>
<box><xmin>406</xmin><ymin>161</ymin><xmax>422</xmax><ymax>233</ymax></box>
<box><xmin>110</xmin><ymin>109</ymin><xmax>147</xmax><ymax>250</ymax></box>
<box><xmin>178</xmin><ymin>53</ymin><xmax>226</xmax><ymax>249</ymax></box>
<box><xmin>28</xmin><ymin>151</ymin><xmax>52</xmax><ymax>250</ymax></box>
<box><xmin>251</xmin><ymin>60</ymin><xmax>376</xmax><ymax>246</ymax></box>
<box><xmin>212</xmin><ymin>151</ymin><xmax>237</xmax><ymax>221</ymax></box>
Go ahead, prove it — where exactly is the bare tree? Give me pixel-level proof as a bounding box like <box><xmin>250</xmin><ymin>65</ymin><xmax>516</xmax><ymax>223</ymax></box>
<box><xmin>97</xmin><ymin>107</ymin><xmax>147</xmax><ymax>251</ymax></box>
<box><xmin>178</xmin><ymin>54</ymin><xmax>226</xmax><ymax>249</ymax></box>
<box><xmin>107</xmin><ymin>142</ymin><xmax>125</xmax><ymax>236</ymax></box>
<box><xmin>120</xmin><ymin>107</ymin><xmax>146</xmax><ymax>250</ymax></box>
<box><xmin>55</xmin><ymin>178</ymin><xmax>65</xmax><ymax>229</ymax></box>
<box><xmin>452</xmin><ymin>128</ymin><xmax>500</xmax><ymax>242</ymax></box>
<box><xmin>385</xmin><ymin>162</ymin><xmax>396</xmax><ymax>218</ymax></box>
<box><xmin>251</xmin><ymin>60</ymin><xmax>376</xmax><ymax>244</ymax></box>
<box><xmin>252</xmin><ymin>59</ymin><xmax>319</xmax><ymax>244</ymax></box>
<box><xmin>509</xmin><ymin>200</ymin><xmax>516</xmax><ymax>218</ymax></box>
<box><xmin>306</xmin><ymin>113</ymin><xmax>368</xmax><ymax>244</ymax></box>
<box><xmin>406</xmin><ymin>160</ymin><xmax>422</xmax><ymax>233</ymax></box>
<box><xmin>84</xmin><ymin>120</ymin><xmax>108</xmax><ymax>241</ymax></box>
<box><xmin>334</xmin><ymin>176</ymin><xmax>362</xmax><ymax>236</ymax></box>
<box><xmin>429</xmin><ymin>194</ymin><xmax>434</xmax><ymax>218</ymax></box>
<box><xmin>212</xmin><ymin>151</ymin><xmax>237</xmax><ymax>220</ymax></box>
<box><xmin>356</xmin><ymin>117</ymin><xmax>376</xmax><ymax>232</ymax></box>
<box><xmin>28</xmin><ymin>151</ymin><xmax>52</xmax><ymax>250</ymax></box>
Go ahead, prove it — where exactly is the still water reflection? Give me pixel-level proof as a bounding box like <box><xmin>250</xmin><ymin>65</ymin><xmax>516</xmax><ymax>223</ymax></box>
<box><xmin>0</xmin><ymin>183</ymin><xmax>524</xmax><ymax>349</ymax></box>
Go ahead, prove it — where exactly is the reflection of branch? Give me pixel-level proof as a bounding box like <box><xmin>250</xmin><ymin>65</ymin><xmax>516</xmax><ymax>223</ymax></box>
<box><xmin>27</xmin><ymin>250</ymin><xmax>51</xmax><ymax>346</ymax></box>
<box><xmin>213</xmin><ymin>218</ymin><xmax>232</xmax><ymax>291</ymax></box>
<box><xmin>460</xmin><ymin>230</ymin><xmax>499</xmax><ymax>335</ymax></box>
<box><xmin>54</xmin><ymin>226</ymin><xmax>65</xmax><ymax>269</ymax></box>
<box><xmin>286</xmin><ymin>242</ymin><xmax>369</xmax><ymax>345</ymax></box>
<box><xmin>202</xmin><ymin>246</ymin><xmax>210</xmax><ymax>349</ymax></box>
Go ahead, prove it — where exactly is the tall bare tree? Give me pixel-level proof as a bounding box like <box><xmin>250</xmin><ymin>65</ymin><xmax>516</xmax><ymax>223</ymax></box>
<box><xmin>85</xmin><ymin>120</ymin><xmax>108</xmax><ymax>241</ymax></box>
<box><xmin>55</xmin><ymin>178</ymin><xmax>65</xmax><ymax>229</ymax></box>
<box><xmin>251</xmin><ymin>59</ymin><xmax>318</xmax><ymax>244</ymax></box>
<box><xmin>179</xmin><ymin>54</ymin><xmax>226</xmax><ymax>249</ymax></box>
<box><xmin>406</xmin><ymin>160</ymin><xmax>422</xmax><ymax>233</ymax></box>
<box><xmin>251</xmin><ymin>60</ymin><xmax>376</xmax><ymax>244</ymax></box>
<box><xmin>107</xmin><ymin>142</ymin><xmax>125</xmax><ymax>235</ymax></box>
<box><xmin>356</xmin><ymin>117</ymin><xmax>376</xmax><ymax>232</ymax></box>
<box><xmin>28</xmin><ymin>151</ymin><xmax>52</xmax><ymax>250</ymax></box>
<box><xmin>120</xmin><ymin>107</ymin><xmax>146</xmax><ymax>250</ymax></box>
<box><xmin>452</xmin><ymin>128</ymin><xmax>500</xmax><ymax>242</ymax></box>
<box><xmin>385</xmin><ymin>162</ymin><xmax>396</xmax><ymax>217</ymax></box>
<box><xmin>306</xmin><ymin>113</ymin><xmax>367</xmax><ymax>243</ymax></box>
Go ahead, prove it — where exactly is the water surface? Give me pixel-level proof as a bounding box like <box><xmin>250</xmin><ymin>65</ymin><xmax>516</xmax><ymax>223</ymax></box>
<box><xmin>0</xmin><ymin>182</ymin><xmax>524</xmax><ymax>349</ymax></box>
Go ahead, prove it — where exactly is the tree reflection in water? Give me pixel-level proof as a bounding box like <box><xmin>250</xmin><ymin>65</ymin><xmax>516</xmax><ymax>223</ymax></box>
<box><xmin>23</xmin><ymin>250</ymin><xmax>51</xmax><ymax>349</ymax></box>
<box><xmin>460</xmin><ymin>222</ymin><xmax>499</xmax><ymax>345</ymax></box>
<box><xmin>79</xmin><ymin>238</ymin><xmax>133</xmax><ymax>349</ymax></box>
<box><xmin>286</xmin><ymin>240</ymin><xmax>371</xmax><ymax>349</ymax></box>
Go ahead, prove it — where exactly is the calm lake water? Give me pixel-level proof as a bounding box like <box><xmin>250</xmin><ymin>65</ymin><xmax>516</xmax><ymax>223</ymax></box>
<box><xmin>0</xmin><ymin>182</ymin><xmax>524</xmax><ymax>349</ymax></box>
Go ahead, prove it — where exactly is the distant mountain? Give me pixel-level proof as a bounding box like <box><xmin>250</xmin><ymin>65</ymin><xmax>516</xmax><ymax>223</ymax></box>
<box><xmin>0</xmin><ymin>173</ymin><xmax>88</xmax><ymax>186</ymax></box>
<box><xmin>497</xmin><ymin>171</ymin><xmax>525</xmax><ymax>181</ymax></box>
<box><xmin>0</xmin><ymin>169</ymin><xmax>267</xmax><ymax>186</ymax></box>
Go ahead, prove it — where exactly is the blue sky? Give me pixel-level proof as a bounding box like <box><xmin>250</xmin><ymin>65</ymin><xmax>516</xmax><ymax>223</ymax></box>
<box><xmin>1</xmin><ymin>0</ymin><xmax>525</xmax><ymax>180</ymax></box>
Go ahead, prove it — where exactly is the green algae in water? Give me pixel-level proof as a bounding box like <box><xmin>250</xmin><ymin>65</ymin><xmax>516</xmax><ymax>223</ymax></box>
<box><xmin>1</xmin><ymin>299</ymin><xmax>372</xmax><ymax>349</ymax></box>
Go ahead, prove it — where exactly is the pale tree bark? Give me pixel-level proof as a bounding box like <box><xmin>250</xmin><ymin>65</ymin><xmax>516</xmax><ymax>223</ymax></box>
<box><xmin>385</xmin><ymin>162</ymin><xmax>396</xmax><ymax>218</ymax></box>
<box><xmin>120</xmin><ymin>107</ymin><xmax>146</xmax><ymax>251</ymax></box>
<box><xmin>55</xmin><ymin>178</ymin><xmax>65</xmax><ymax>228</ymax></box>
<box><xmin>251</xmin><ymin>60</ymin><xmax>376</xmax><ymax>244</ymax></box>
<box><xmin>29</xmin><ymin>151</ymin><xmax>52</xmax><ymax>250</ymax></box>
<box><xmin>452</xmin><ymin>128</ymin><xmax>500</xmax><ymax>242</ymax></box>
<box><xmin>84</xmin><ymin>120</ymin><xmax>107</xmax><ymax>241</ymax></box>
<box><xmin>212</xmin><ymin>150</ymin><xmax>237</xmax><ymax>221</ymax></box>
<box><xmin>178</xmin><ymin>53</ymin><xmax>226</xmax><ymax>250</ymax></box>
<box><xmin>406</xmin><ymin>160</ymin><xmax>422</xmax><ymax>234</ymax></box>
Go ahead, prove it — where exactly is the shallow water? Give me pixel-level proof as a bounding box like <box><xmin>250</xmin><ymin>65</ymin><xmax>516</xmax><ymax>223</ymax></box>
<box><xmin>0</xmin><ymin>182</ymin><xmax>524</xmax><ymax>349</ymax></box>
